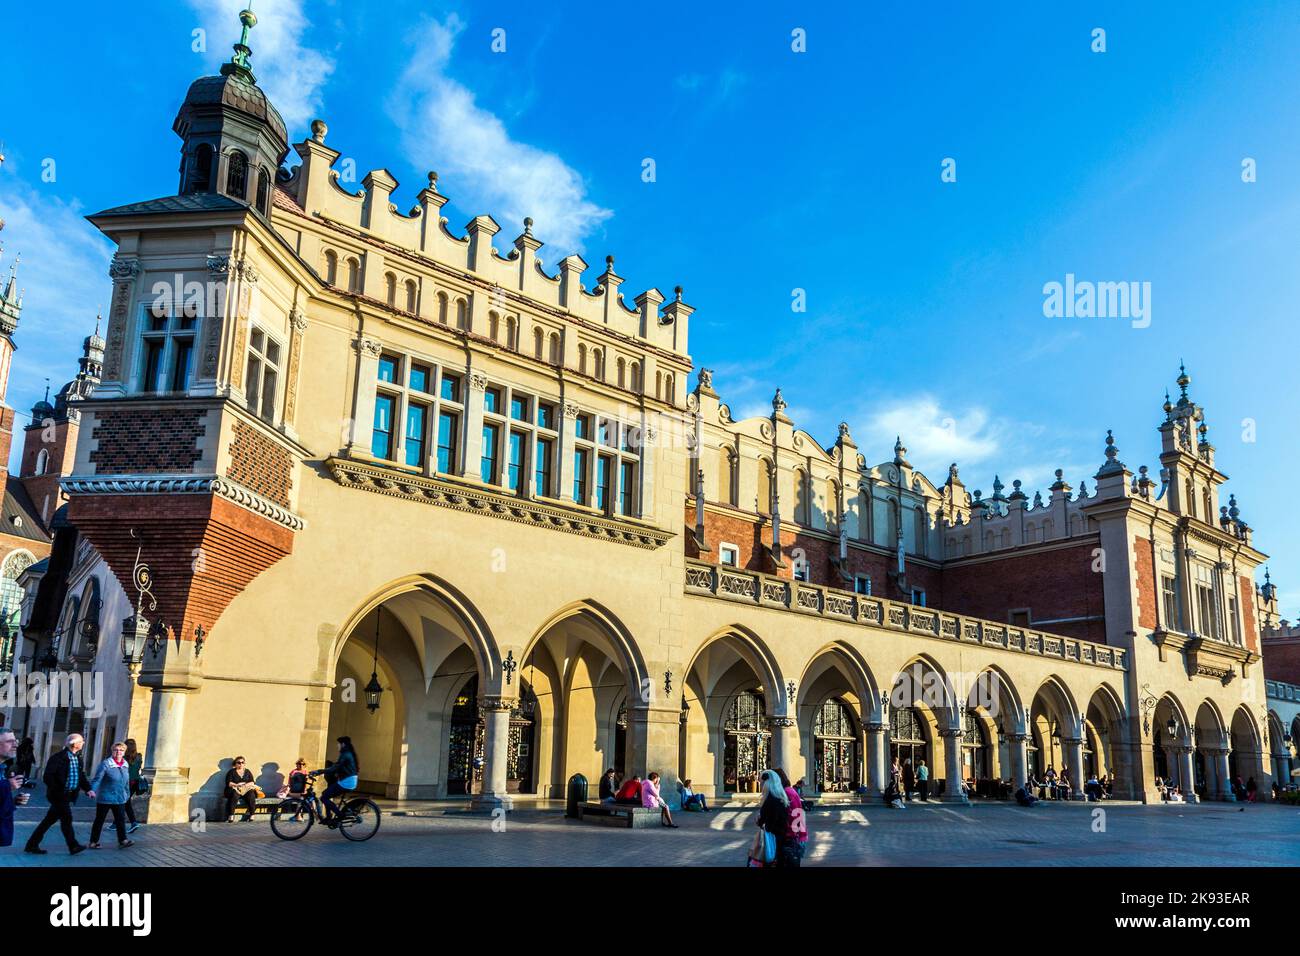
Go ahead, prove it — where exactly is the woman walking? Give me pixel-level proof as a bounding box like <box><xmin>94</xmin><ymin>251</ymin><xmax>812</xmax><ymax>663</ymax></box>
<box><xmin>751</xmin><ymin>769</ymin><xmax>789</xmax><ymax>867</ymax></box>
<box><xmin>87</xmin><ymin>742</ymin><xmax>134</xmax><ymax>849</ymax></box>
<box><xmin>774</xmin><ymin>767</ymin><xmax>808</xmax><ymax>867</ymax></box>
<box><xmin>121</xmin><ymin>739</ymin><xmax>142</xmax><ymax>833</ymax></box>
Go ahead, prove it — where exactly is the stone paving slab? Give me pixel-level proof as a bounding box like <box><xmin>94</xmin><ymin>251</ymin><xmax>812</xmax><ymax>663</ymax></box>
<box><xmin>4</xmin><ymin>798</ymin><xmax>1297</xmax><ymax>867</ymax></box>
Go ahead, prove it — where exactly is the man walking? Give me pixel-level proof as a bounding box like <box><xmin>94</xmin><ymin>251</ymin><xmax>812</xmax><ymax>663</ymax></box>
<box><xmin>0</xmin><ymin>727</ymin><xmax>23</xmax><ymax>847</ymax></box>
<box><xmin>25</xmin><ymin>733</ymin><xmax>95</xmax><ymax>855</ymax></box>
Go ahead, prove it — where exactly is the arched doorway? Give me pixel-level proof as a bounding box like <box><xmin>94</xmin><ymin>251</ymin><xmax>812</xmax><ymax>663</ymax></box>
<box><xmin>890</xmin><ymin>705</ymin><xmax>928</xmax><ymax>771</ymax></box>
<box><xmin>1228</xmin><ymin>706</ymin><xmax>1263</xmax><ymax>795</ymax></box>
<box><xmin>444</xmin><ymin>675</ymin><xmax>537</xmax><ymax>795</ymax></box>
<box><xmin>1193</xmin><ymin>701</ymin><xmax>1227</xmax><ymax>800</ymax></box>
<box><xmin>813</xmin><ymin>698</ymin><xmax>860</xmax><ymax>793</ymax></box>
<box><xmin>961</xmin><ymin>710</ymin><xmax>988</xmax><ymax>783</ymax></box>
<box><xmin>724</xmin><ymin>690</ymin><xmax>770</xmax><ymax>794</ymax></box>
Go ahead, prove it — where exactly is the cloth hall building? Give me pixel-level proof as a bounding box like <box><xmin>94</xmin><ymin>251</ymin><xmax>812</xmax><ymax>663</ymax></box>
<box><xmin>34</xmin><ymin>12</ymin><xmax>1295</xmax><ymax>822</ymax></box>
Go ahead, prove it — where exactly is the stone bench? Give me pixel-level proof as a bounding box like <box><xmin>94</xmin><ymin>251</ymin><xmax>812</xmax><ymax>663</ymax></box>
<box><xmin>577</xmin><ymin>801</ymin><xmax>662</xmax><ymax>829</ymax></box>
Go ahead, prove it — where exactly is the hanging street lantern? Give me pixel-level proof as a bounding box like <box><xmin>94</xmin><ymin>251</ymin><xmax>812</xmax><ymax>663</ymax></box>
<box><xmin>366</xmin><ymin>606</ymin><xmax>384</xmax><ymax>713</ymax></box>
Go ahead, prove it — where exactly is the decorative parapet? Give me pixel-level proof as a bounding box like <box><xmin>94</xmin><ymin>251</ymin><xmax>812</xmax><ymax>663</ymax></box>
<box><xmin>1266</xmin><ymin>679</ymin><xmax>1300</xmax><ymax>702</ymax></box>
<box><xmin>684</xmin><ymin>559</ymin><xmax>1127</xmax><ymax>671</ymax></box>
<box><xmin>61</xmin><ymin>473</ymin><xmax>305</xmax><ymax>531</ymax></box>
<box><xmin>327</xmin><ymin>456</ymin><xmax>673</xmax><ymax>550</ymax></box>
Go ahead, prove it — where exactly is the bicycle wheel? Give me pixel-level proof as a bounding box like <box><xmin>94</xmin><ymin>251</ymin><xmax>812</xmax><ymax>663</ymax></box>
<box><xmin>337</xmin><ymin>798</ymin><xmax>381</xmax><ymax>842</ymax></box>
<box><xmin>269</xmin><ymin>798</ymin><xmax>315</xmax><ymax>841</ymax></box>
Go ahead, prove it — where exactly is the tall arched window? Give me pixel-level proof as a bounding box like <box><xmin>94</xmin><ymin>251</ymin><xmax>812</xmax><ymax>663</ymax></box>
<box><xmin>323</xmin><ymin>250</ymin><xmax>338</xmax><ymax>285</ymax></box>
<box><xmin>345</xmin><ymin>257</ymin><xmax>360</xmax><ymax>293</ymax></box>
<box><xmin>437</xmin><ymin>292</ymin><xmax>449</xmax><ymax>325</ymax></box>
<box><xmin>793</xmin><ymin>469</ymin><xmax>810</xmax><ymax>525</ymax></box>
<box><xmin>256</xmin><ymin>167</ymin><xmax>271</xmax><ymax>215</ymax></box>
<box><xmin>384</xmin><ymin>272</ymin><xmax>397</xmax><ymax>307</ymax></box>
<box><xmin>616</xmin><ymin>357</ymin><xmax>626</xmax><ymax>388</ymax></box>
<box><xmin>629</xmin><ymin>361</ymin><xmax>641</xmax><ymax>393</ymax></box>
<box><xmin>593</xmin><ymin>349</ymin><xmax>605</xmax><ymax>380</ymax></box>
<box><xmin>404</xmin><ymin>279</ymin><xmax>417</xmax><ymax>313</ymax></box>
<box><xmin>34</xmin><ymin>449</ymin><xmax>49</xmax><ymax>476</ymax></box>
<box><xmin>533</xmin><ymin>327</ymin><xmax>544</xmax><ymax>359</ymax></box>
<box><xmin>548</xmin><ymin>333</ymin><xmax>561</xmax><ymax>365</ymax></box>
<box><xmin>488</xmin><ymin>311</ymin><xmax>500</xmax><ymax>342</ymax></box>
<box><xmin>455</xmin><ymin>299</ymin><xmax>468</xmax><ymax>331</ymax></box>
<box><xmin>1185</xmin><ymin>480</ymin><xmax>1196</xmax><ymax>519</ymax></box>
<box><xmin>189</xmin><ymin>143</ymin><xmax>214</xmax><ymax>193</ymax></box>
<box><xmin>505</xmin><ymin>315</ymin><xmax>517</xmax><ymax>349</ymax></box>
<box><xmin>757</xmin><ymin>458</ymin><xmax>774</xmax><ymax>514</ymax></box>
<box><xmin>858</xmin><ymin>490</ymin><xmax>871</xmax><ymax>540</ymax></box>
<box><xmin>718</xmin><ymin>447</ymin><xmax>738</xmax><ymax>506</ymax></box>
<box><xmin>828</xmin><ymin>480</ymin><xmax>842</xmax><ymax>531</ymax></box>
<box><xmin>665</xmin><ymin>374</ymin><xmax>675</xmax><ymax>404</ymax></box>
<box><xmin>225</xmin><ymin>150</ymin><xmax>248</xmax><ymax>200</ymax></box>
<box><xmin>724</xmin><ymin>691</ymin><xmax>770</xmax><ymax>794</ymax></box>
<box><xmin>578</xmin><ymin>343</ymin><xmax>588</xmax><ymax>374</ymax></box>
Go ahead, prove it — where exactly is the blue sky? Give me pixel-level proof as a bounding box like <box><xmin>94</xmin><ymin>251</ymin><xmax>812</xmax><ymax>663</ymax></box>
<box><xmin>2</xmin><ymin>1</ymin><xmax>1298</xmax><ymax>616</ymax></box>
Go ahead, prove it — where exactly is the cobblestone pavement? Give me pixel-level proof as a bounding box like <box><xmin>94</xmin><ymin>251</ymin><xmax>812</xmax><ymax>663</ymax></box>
<box><xmin>3</xmin><ymin>798</ymin><xmax>1297</xmax><ymax>867</ymax></box>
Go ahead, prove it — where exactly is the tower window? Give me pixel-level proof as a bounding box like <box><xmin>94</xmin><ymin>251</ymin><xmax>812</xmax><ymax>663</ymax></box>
<box><xmin>256</xmin><ymin>167</ymin><xmax>271</xmax><ymax>215</ymax></box>
<box><xmin>244</xmin><ymin>327</ymin><xmax>282</xmax><ymax>422</ymax></box>
<box><xmin>188</xmin><ymin>144</ymin><xmax>214</xmax><ymax>193</ymax></box>
<box><xmin>226</xmin><ymin>150</ymin><xmax>248</xmax><ymax>201</ymax></box>
<box><xmin>138</xmin><ymin>306</ymin><xmax>198</xmax><ymax>394</ymax></box>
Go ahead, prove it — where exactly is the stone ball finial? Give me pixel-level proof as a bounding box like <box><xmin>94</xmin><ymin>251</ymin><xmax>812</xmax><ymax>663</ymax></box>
<box><xmin>674</xmin><ymin>285</ymin><xmax>683</xmax><ymax>300</ymax></box>
<box><xmin>1055</xmin><ymin>468</ymin><xmax>1063</xmax><ymax>480</ymax></box>
<box><xmin>311</xmin><ymin>119</ymin><xmax>328</xmax><ymax>143</ymax></box>
<box><xmin>605</xmin><ymin>255</ymin><xmax>615</xmax><ymax>270</ymax></box>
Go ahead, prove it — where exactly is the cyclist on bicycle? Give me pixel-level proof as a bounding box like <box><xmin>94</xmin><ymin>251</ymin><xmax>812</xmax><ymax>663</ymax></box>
<box><xmin>317</xmin><ymin>735</ymin><xmax>359</xmax><ymax>825</ymax></box>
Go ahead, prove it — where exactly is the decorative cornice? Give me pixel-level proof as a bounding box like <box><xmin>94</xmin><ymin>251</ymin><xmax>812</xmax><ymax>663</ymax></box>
<box><xmin>61</xmin><ymin>473</ymin><xmax>305</xmax><ymax>531</ymax></box>
<box><xmin>326</xmin><ymin>456</ymin><xmax>673</xmax><ymax>551</ymax></box>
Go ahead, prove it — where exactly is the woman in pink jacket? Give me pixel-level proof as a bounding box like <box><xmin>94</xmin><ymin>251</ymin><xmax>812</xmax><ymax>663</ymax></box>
<box><xmin>641</xmin><ymin>772</ymin><xmax>679</xmax><ymax>828</ymax></box>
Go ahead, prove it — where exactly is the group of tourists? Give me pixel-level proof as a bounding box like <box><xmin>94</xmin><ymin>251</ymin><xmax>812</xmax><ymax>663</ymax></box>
<box><xmin>4</xmin><ymin>731</ymin><xmax>145</xmax><ymax>854</ymax></box>
<box><xmin>597</xmin><ymin>768</ymin><xmax>683</xmax><ymax>826</ymax></box>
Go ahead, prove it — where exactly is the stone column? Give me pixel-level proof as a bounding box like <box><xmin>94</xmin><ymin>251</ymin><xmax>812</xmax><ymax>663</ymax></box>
<box><xmin>1213</xmin><ymin>748</ymin><xmax>1235</xmax><ymax>801</ymax></box>
<box><xmin>471</xmin><ymin>695</ymin><xmax>515</xmax><ymax>812</ymax></box>
<box><xmin>865</xmin><ymin>722</ymin><xmax>888</xmax><ymax>795</ymax></box>
<box><xmin>1062</xmin><ymin>736</ymin><xmax>1086</xmax><ymax>800</ymax></box>
<box><xmin>628</xmin><ymin>704</ymin><xmax>684</xmax><ymax>807</ymax></box>
<box><xmin>769</xmin><ymin>716</ymin><xmax>801</xmax><ymax>788</ymax></box>
<box><xmin>463</xmin><ymin>370</ymin><xmax>488</xmax><ymax>480</ymax></box>
<box><xmin>1008</xmin><ymin>732</ymin><xmax>1029</xmax><ymax>787</ymax></box>
<box><xmin>137</xmin><ymin>634</ymin><xmax>203</xmax><ymax>824</ymax></box>
<box><xmin>939</xmin><ymin>728</ymin><xmax>968</xmax><ymax>803</ymax></box>
<box><xmin>347</xmin><ymin>337</ymin><xmax>382</xmax><ymax>456</ymax></box>
<box><xmin>1179</xmin><ymin>746</ymin><xmax>1200</xmax><ymax>803</ymax></box>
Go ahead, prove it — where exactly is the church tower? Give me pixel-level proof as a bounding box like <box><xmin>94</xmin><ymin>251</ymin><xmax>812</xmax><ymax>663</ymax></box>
<box><xmin>0</xmin><ymin>249</ymin><xmax>24</xmax><ymax>488</ymax></box>
<box><xmin>1157</xmin><ymin>363</ymin><xmax>1228</xmax><ymax>528</ymax></box>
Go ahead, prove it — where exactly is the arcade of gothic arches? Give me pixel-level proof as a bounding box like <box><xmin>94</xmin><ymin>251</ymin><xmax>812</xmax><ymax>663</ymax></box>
<box><xmin>318</xmin><ymin>577</ymin><xmax>1268</xmax><ymax>802</ymax></box>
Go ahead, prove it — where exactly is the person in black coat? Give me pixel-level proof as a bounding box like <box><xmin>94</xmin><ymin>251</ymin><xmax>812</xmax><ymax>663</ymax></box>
<box><xmin>598</xmin><ymin>768</ymin><xmax>618</xmax><ymax>803</ymax></box>
<box><xmin>224</xmin><ymin>756</ymin><xmax>258</xmax><ymax>822</ymax></box>
<box><xmin>0</xmin><ymin>727</ymin><xmax>21</xmax><ymax>848</ymax></box>
<box><xmin>25</xmin><ymin>734</ymin><xmax>95</xmax><ymax>854</ymax></box>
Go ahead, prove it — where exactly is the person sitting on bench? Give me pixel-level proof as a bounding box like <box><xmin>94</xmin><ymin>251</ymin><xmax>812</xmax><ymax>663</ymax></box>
<box><xmin>614</xmin><ymin>774</ymin><xmax>642</xmax><ymax>805</ymax></box>
<box><xmin>224</xmin><ymin>757</ymin><xmax>258</xmax><ymax>822</ymax></box>
<box><xmin>641</xmin><ymin>772</ymin><xmax>678</xmax><ymax>828</ymax></box>
<box><xmin>599</xmin><ymin>768</ymin><xmax>619</xmax><ymax>804</ymax></box>
<box><xmin>1015</xmin><ymin>779</ymin><xmax>1038</xmax><ymax>807</ymax></box>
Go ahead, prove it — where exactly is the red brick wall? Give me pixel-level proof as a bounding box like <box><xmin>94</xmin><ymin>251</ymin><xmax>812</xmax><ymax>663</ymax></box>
<box><xmin>1263</xmin><ymin>635</ymin><xmax>1300</xmax><ymax>684</ymax></box>
<box><xmin>940</xmin><ymin>541</ymin><xmax>1107</xmax><ymax>643</ymax></box>
<box><xmin>1134</xmin><ymin>536</ymin><xmax>1157</xmax><ymax>630</ymax></box>
<box><xmin>1239</xmin><ymin>576</ymin><xmax>1258</xmax><ymax>653</ymax></box>
<box><xmin>89</xmin><ymin>408</ymin><xmax>206</xmax><ymax>474</ymax></box>
<box><xmin>226</xmin><ymin>420</ymin><xmax>293</xmax><ymax>507</ymax></box>
<box><xmin>688</xmin><ymin>505</ymin><xmax>937</xmax><ymax>601</ymax></box>
<box><xmin>68</xmin><ymin>492</ymin><xmax>294</xmax><ymax>641</ymax></box>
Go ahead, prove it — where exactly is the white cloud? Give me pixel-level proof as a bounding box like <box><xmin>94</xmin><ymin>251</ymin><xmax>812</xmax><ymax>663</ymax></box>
<box><xmin>0</xmin><ymin>169</ymin><xmax>115</xmax><ymax>458</ymax></box>
<box><xmin>186</xmin><ymin>0</ymin><xmax>334</xmax><ymax>132</ymax></box>
<box><xmin>388</xmin><ymin>15</ymin><xmax>612</xmax><ymax>258</ymax></box>
<box><xmin>857</xmin><ymin>396</ymin><xmax>1004</xmax><ymax>470</ymax></box>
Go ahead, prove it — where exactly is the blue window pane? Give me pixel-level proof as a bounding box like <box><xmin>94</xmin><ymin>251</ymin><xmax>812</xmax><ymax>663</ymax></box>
<box><xmin>508</xmin><ymin>431</ymin><xmax>524</xmax><ymax>493</ymax></box>
<box><xmin>441</xmin><ymin>374</ymin><xmax>460</xmax><ymax>402</ymax></box>
<box><xmin>480</xmin><ymin>425</ymin><xmax>498</xmax><ymax>483</ymax></box>
<box><xmin>484</xmin><ymin>389</ymin><xmax>500</xmax><ymax>414</ymax></box>
<box><xmin>437</xmin><ymin>413</ymin><xmax>457</xmax><ymax>473</ymax></box>
<box><xmin>573</xmin><ymin>449</ymin><xmax>588</xmax><ymax>503</ymax></box>
<box><xmin>378</xmin><ymin>356</ymin><xmax>397</xmax><ymax>384</ymax></box>
<box><xmin>405</xmin><ymin>405</ymin><xmax>426</xmax><ymax>467</ymax></box>
<box><xmin>372</xmin><ymin>395</ymin><xmax>394</xmax><ymax>459</ymax></box>
<box><xmin>409</xmin><ymin>364</ymin><xmax>430</xmax><ymax>394</ymax></box>
<box><xmin>574</xmin><ymin>415</ymin><xmax>588</xmax><ymax>440</ymax></box>
<box><xmin>511</xmin><ymin>397</ymin><xmax>527</xmax><ymax>421</ymax></box>
<box><xmin>537</xmin><ymin>404</ymin><xmax>552</xmax><ymax>430</ymax></box>
<box><xmin>595</xmin><ymin>456</ymin><xmax>611</xmax><ymax>511</ymax></box>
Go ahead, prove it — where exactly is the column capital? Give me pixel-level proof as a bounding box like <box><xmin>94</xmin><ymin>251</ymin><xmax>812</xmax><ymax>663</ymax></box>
<box><xmin>769</xmin><ymin>716</ymin><xmax>797</xmax><ymax>729</ymax></box>
<box><xmin>478</xmin><ymin>695</ymin><xmax>517</xmax><ymax>712</ymax></box>
<box><xmin>865</xmin><ymin>722</ymin><xmax>887</xmax><ymax>733</ymax></box>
